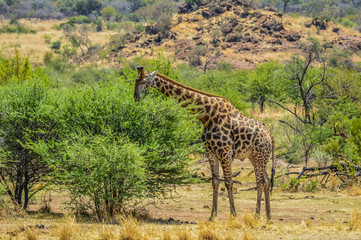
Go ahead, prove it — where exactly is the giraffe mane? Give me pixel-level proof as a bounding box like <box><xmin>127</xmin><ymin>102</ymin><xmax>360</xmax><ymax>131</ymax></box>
<box><xmin>156</xmin><ymin>73</ymin><xmax>229</xmax><ymax>101</ymax></box>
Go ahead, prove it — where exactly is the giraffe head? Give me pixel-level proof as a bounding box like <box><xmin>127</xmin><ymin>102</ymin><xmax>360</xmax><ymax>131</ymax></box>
<box><xmin>134</xmin><ymin>66</ymin><xmax>157</xmax><ymax>101</ymax></box>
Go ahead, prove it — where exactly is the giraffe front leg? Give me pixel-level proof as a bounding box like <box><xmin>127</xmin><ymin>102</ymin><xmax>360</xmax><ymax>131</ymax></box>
<box><xmin>221</xmin><ymin>161</ymin><xmax>237</xmax><ymax>217</ymax></box>
<box><xmin>209</xmin><ymin>155</ymin><xmax>219</xmax><ymax>221</ymax></box>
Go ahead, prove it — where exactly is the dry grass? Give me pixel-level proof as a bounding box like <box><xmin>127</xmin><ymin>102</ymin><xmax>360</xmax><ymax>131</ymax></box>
<box><xmin>119</xmin><ymin>216</ymin><xmax>143</xmax><ymax>240</ymax></box>
<box><xmin>241</xmin><ymin>213</ymin><xmax>260</xmax><ymax>229</ymax></box>
<box><xmin>25</xmin><ymin>227</ymin><xmax>38</xmax><ymax>240</ymax></box>
<box><xmin>348</xmin><ymin>184</ymin><xmax>361</xmax><ymax>196</ymax></box>
<box><xmin>57</xmin><ymin>215</ymin><xmax>78</xmax><ymax>240</ymax></box>
<box><xmin>0</xmin><ymin>19</ymin><xmax>117</xmax><ymax>64</ymax></box>
<box><xmin>350</xmin><ymin>210</ymin><xmax>361</xmax><ymax>231</ymax></box>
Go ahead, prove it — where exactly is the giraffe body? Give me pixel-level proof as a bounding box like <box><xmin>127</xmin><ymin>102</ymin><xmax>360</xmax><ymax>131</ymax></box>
<box><xmin>134</xmin><ymin>67</ymin><xmax>275</xmax><ymax>219</ymax></box>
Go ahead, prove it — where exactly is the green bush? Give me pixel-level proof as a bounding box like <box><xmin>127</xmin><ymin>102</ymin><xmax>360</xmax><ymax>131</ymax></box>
<box><xmin>53</xmin><ymin>133</ymin><xmax>145</xmax><ymax>219</ymax></box>
<box><xmin>0</xmin><ymin>77</ymin><xmax>59</xmax><ymax>209</ymax></box>
<box><xmin>135</xmin><ymin>23</ymin><xmax>145</xmax><ymax>32</ymax></box>
<box><xmin>0</xmin><ymin>50</ymin><xmax>32</xmax><ymax>84</ymax></box>
<box><xmin>246</xmin><ymin>61</ymin><xmax>283</xmax><ymax>112</ymax></box>
<box><xmin>338</xmin><ymin>17</ymin><xmax>356</xmax><ymax>29</ymax></box>
<box><xmin>69</xmin><ymin>16</ymin><xmax>92</xmax><ymax>24</ymax></box>
<box><xmin>51</xmin><ymin>40</ymin><xmax>61</xmax><ymax>50</ymax></box>
<box><xmin>0</xmin><ymin>25</ymin><xmax>36</xmax><ymax>34</ymax></box>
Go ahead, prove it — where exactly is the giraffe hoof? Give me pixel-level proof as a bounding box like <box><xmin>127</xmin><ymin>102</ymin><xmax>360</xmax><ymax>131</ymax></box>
<box><xmin>209</xmin><ymin>216</ymin><xmax>216</xmax><ymax>222</ymax></box>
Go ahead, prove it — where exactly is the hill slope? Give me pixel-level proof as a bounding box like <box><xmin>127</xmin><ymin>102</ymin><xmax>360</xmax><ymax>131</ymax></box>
<box><xmin>115</xmin><ymin>0</ymin><xmax>361</xmax><ymax>69</ymax></box>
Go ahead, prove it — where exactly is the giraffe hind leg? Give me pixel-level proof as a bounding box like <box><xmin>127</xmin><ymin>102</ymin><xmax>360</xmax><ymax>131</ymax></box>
<box><xmin>254</xmin><ymin>164</ymin><xmax>266</xmax><ymax>218</ymax></box>
<box><xmin>264</xmin><ymin>171</ymin><xmax>271</xmax><ymax>219</ymax></box>
<box><xmin>208</xmin><ymin>154</ymin><xmax>220</xmax><ymax>221</ymax></box>
<box><xmin>220</xmin><ymin>160</ymin><xmax>237</xmax><ymax>217</ymax></box>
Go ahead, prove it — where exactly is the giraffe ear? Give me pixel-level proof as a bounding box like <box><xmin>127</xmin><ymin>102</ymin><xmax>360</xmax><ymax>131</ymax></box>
<box><xmin>150</xmin><ymin>71</ymin><xmax>157</xmax><ymax>78</ymax></box>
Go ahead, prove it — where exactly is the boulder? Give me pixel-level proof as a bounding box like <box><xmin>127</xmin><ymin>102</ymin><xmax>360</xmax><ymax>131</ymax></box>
<box><xmin>202</xmin><ymin>9</ymin><xmax>212</xmax><ymax>19</ymax></box>
<box><xmin>145</xmin><ymin>25</ymin><xmax>158</xmax><ymax>35</ymax></box>
<box><xmin>285</xmin><ymin>32</ymin><xmax>301</xmax><ymax>42</ymax></box>
<box><xmin>332</xmin><ymin>27</ymin><xmax>340</xmax><ymax>33</ymax></box>
<box><xmin>178</xmin><ymin>3</ymin><xmax>192</xmax><ymax>14</ymax></box>
<box><xmin>262</xmin><ymin>18</ymin><xmax>284</xmax><ymax>32</ymax></box>
<box><xmin>225</xmin><ymin>33</ymin><xmax>242</xmax><ymax>42</ymax></box>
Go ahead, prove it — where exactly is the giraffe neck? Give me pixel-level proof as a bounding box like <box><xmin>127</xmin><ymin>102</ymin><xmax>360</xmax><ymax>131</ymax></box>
<box><xmin>152</xmin><ymin>73</ymin><xmax>217</xmax><ymax>126</ymax></box>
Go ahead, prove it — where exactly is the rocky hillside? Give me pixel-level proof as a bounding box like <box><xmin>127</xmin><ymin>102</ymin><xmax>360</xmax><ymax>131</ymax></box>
<box><xmin>111</xmin><ymin>0</ymin><xmax>361</xmax><ymax>69</ymax></box>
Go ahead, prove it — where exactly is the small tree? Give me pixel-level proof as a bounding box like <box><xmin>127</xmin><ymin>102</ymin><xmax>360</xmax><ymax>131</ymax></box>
<box><xmin>0</xmin><ymin>50</ymin><xmax>31</xmax><ymax>85</ymax></box>
<box><xmin>247</xmin><ymin>61</ymin><xmax>282</xmax><ymax>112</ymax></box>
<box><xmin>268</xmin><ymin>38</ymin><xmax>328</xmax><ymax>166</ymax></box>
<box><xmin>100</xmin><ymin>6</ymin><xmax>116</xmax><ymax>20</ymax></box>
<box><xmin>0</xmin><ymin>75</ymin><xmax>60</xmax><ymax>210</ymax></box>
<box><xmin>76</xmin><ymin>0</ymin><xmax>102</xmax><ymax>15</ymax></box>
<box><xmin>51</xmin><ymin>133</ymin><xmax>145</xmax><ymax>219</ymax></box>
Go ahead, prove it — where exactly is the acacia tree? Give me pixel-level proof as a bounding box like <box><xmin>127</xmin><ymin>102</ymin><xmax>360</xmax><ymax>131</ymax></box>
<box><xmin>268</xmin><ymin>39</ymin><xmax>328</xmax><ymax>166</ymax></box>
<box><xmin>268</xmin><ymin>39</ymin><xmax>327</xmax><ymax>126</ymax></box>
<box><xmin>0</xmin><ymin>75</ymin><xmax>61</xmax><ymax>209</ymax></box>
<box><xmin>247</xmin><ymin>61</ymin><xmax>282</xmax><ymax>112</ymax></box>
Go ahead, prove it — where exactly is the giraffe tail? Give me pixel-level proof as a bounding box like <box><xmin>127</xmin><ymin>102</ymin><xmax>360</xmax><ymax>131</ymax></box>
<box><xmin>270</xmin><ymin>138</ymin><xmax>275</xmax><ymax>193</ymax></box>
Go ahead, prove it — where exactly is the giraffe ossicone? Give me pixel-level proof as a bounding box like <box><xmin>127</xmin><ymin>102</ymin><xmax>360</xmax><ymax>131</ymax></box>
<box><xmin>134</xmin><ymin>67</ymin><xmax>275</xmax><ymax>220</ymax></box>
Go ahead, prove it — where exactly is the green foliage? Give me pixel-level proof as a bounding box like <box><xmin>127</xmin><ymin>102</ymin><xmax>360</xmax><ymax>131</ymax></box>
<box><xmin>183</xmin><ymin>68</ymin><xmax>250</xmax><ymax>111</ymax></box>
<box><xmin>68</xmin><ymin>15</ymin><xmax>92</xmax><ymax>25</ymax></box>
<box><xmin>305</xmin><ymin>180</ymin><xmax>317</xmax><ymax>192</ymax></box>
<box><xmin>51</xmin><ymin>40</ymin><xmax>61</xmax><ymax>50</ymax></box>
<box><xmin>75</xmin><ymin>0</ymin><xmax>102</xmax><ymax>15</ymax></box>
<box><xmin>246</xmin><ymin>61</ymin><xmax>282</xmax><ymax>112</ymax></box>
<box><xmin>0</xmin><ymin>52</ymin><xmax>202</xmax><ymax>215</ymax></box>
<box><xmin>338</xmin><ymin>17</ymin><xmax>357</xmax><ymax>28</ymax></box>
<box><xmin>0</xmin><ymin>76</ymin><xmax>58</xmax><ymax>209</ymax></box>
<box><xmin>282</xmin><ymin>178</ymin><xmax>300</xmax><ymax>192</ymax></box>
<box><xmin>0</xmin><ymin>50</ymin><xmax>32</xmax><ymax>84</ymax></box>
<box><xmin>0</xmin><ymin>25</ymin><xmax>36</xmax><ymax>34</ymax></box>
<box><xmin>135</xmin><ymin>23</ymin><xmax>145</xmax><ymax>32</ymax></box>
<box><xmin>185</xmin><ymin>0</ymin><xmax>201</xmax><ymax>5</ymax></box>
<box><xmin>42</xmin><ymin>34</ymin><xmax>52</xmax><ymax>44</ymax></box>
<box><xmin>101</xmin><ymin>6</ymin><xmax>116</xmax><ymax>20</ymax></box>
<box><xmin>53</xmin><ymin>133</ymin><xmax>145</xmax><ymax>219</ymax></box>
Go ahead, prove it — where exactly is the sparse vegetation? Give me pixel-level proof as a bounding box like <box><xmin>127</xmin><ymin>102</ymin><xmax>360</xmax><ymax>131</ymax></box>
<box><xmin>0</xmin><ymin>1</ymin><xmax>361</xmax><ymax>239</ymax></box>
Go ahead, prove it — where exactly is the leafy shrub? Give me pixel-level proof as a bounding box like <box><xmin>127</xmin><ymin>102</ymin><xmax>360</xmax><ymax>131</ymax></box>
<box><xmin>188</xmin><ymin>45</ymin><xmax>207</xmax><ymax>67</ymax></box>
<box><xmin>42</xmin><ymin>34</ymin><xmax>52</xmax><ymax>44</ymax></box>
<box><xmin>155</xmin><ymin>13</ymin><xmax>172</xmax><ymax>36</ymax></box>
<box><xmin>54</xmin><ymin>133</ymin><xmax>145</xmax><ymax>219</ymax></box>
<box><xmin>51</xmin><ymin>40</ymin><xmax>61</xmax><ymax>50</ymax></box>
<box><xmin>0</xmin><ymin>25</ymin><xmax>36</xmax><ymax>34</ymax></box>
<box><xmin>185</xmin><ymin>0</ymin><xmax>201</xmax><ymax>5</ymax></box>
<box><xmin>338</xmin><ymin>17</ymin><xmax>356</xmax><ymax>28</ymax></box>
<box><xmin>43</xmin><ymin>52</ymin><xmax>54</xmax><ymax>65</ymax></box>
<box><xmin>69</xmin><ymin>15</ymin><xmax>92</xmax><ymax>24</ymax></box>
<box><xmin>0</xmin><ymin>50</ymin><xmax>32</xmax><ymax>84</ymax></box>
<box><xmin>135</xmin><ymin>23</ymin><xmax>145</xmax><ymax>32</ymax></box>
<box><xmin>305</xmin><ymin>181</ymin><xmax>317</xmax><ymax>192</ymax></box>
<box><xmin>0</xmin><ymin>76</ymin><xmax>58</xmax><ymax>209</ymax></box>
<box><xmin>281</xmin><ymin>178</ymin><xmax>300</xmax><ymax>192</ymax></box>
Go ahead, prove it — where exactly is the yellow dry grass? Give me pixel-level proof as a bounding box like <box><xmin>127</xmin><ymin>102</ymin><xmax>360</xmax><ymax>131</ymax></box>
<box><xmin>2</xmin><ymin>211</ymin><xmax>360</xmax><ymax>240</ymax></box>
<box><xmin>1</xmin><ymin>180</ymin><xmax>360</xmax><ymax>240</ymax></box>
<box><xmin>0</xmin><ymin>19</ymin><xmax>117</xmax><ymax>64</ymax></box>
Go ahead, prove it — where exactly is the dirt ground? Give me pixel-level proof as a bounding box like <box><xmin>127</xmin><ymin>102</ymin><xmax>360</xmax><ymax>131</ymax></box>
<box><xmin>1</xmin><ymin>160</ymin><xmax>360</xmax><ymax>239</ymax></box>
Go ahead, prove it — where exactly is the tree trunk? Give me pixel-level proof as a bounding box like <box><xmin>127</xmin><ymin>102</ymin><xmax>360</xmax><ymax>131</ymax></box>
<box><xmin>23</xmin><ymin>162</ymin><xmax>29</xmax><ymax>209</ymax></box>
<box><xmin>283</xmin><ymin>1</ymin><xmax>288</xmax><ymax>13</ymax></box>
<box><xmin>260</xmin><ymin>100</ymin><xmax>264</xmax><ymax>113</ymax></box>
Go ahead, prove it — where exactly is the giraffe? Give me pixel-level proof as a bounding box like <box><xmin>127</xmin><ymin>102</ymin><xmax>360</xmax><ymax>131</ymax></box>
<box><xmin>134</xmin><ymin>66</ymin><xmax>275</xmax><ymax>220</ymax></box>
